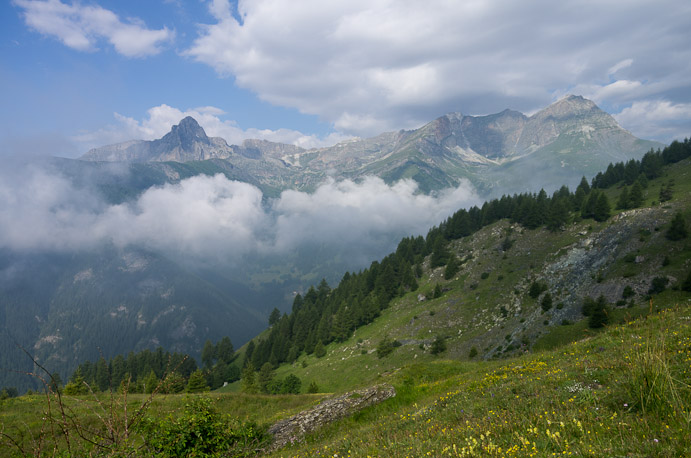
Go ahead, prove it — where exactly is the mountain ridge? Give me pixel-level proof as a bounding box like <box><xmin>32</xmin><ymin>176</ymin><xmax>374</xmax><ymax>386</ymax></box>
<box><xmin>81</xmin><ymin>96</ymin><xmax>662</xmax><ymax>196</ymax></box>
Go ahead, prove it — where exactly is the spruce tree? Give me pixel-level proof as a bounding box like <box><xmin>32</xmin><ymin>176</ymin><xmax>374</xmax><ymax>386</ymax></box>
<box><xmin>616</xmin><ymin>187</ymin><xmax>629</xmax><ymax>210</ymax></box>
<box><xmin>241</xmin><ymin>362</ymin><xmax>258</xmax><ymax>394</ymax></box>
<box><xmin>593</xmin><ymin>193</ymin><xmax>611</xmax><ymax>222</ymax></box>
<box><xmin>682</xmin><ymin>271</ymin><xmax>691</xmax><ymax>292</ymax></box>
<box><xmin>258</xmin><ymin>362</ymin><xmax>274</xmax><ymax>394</ymax></box>
<box><xmin>314</xmin><ymin>340</ymin><xmax>326</xmax><ymax>358</ymax></box>
<box><xmin>444</xmin><ymin>255</ymin><xmax>460</xmax><ymax>280</ymax></box>
<box><xmin>268</xmin><ymin>307</ymin><xmax>281</xmax><ymax>326</ymax></box>
<box><xmin>186</xmin><ymin>370</ymin><xmax>209</xmax><ymax>393</ymax></box>
<box><xmin>666</xmin><ymin>211</ymin><xmax>688</xmax><ymax>241</ymax></box>
<box><xmin>201</xmin><ymin>340</ymin><xmax>216</xmax><ymax>368</ymax></box>
<box><xmin>215</xmin><ymin>337</ymin><xmax>234</xmax><ymax>364</ymax></box>
<box><xmin>144</xmin><ymin>370</ymin><xmax>158</xmax><ymax>394</ymax></box>
<box><xmin>629</xmin><ymin>181</ymin><xmax>644</xmax><ymax>208</ymax></box>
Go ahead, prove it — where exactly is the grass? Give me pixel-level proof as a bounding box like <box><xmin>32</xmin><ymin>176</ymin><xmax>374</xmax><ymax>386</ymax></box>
<box><xmin>267</xmin><ymin>304</ymin><xmax>691</xmax><ymax>457</ymax></box>
<box><xmin>3</xmin><ymin>302</ymin><xmax>690</xmax><ymax>457</ymax></box>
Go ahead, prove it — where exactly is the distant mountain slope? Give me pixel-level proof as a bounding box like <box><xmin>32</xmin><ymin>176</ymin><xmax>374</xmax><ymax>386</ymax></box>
<box><xmin>81</xmin><ymin>96</ymin><xmax>663</xmax><ymax>195</ymax></box>
<box><xmin>0</xmin><ymin>246</ymin><xmax>267</xmax><ymax>391</ymax></box>
<box><xmin>235</xmin><ymin>150</ymin><xmax>691</xmax><ymax>396</ymax></box>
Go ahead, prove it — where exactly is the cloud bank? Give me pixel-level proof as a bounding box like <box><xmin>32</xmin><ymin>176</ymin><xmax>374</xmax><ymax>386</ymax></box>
<box><xmin>183</xmin><ymin>0</ymin><xmax>691</xmax><ymax>141</ymax></box>
<box><xmin>13</xmin><ymin>0</ymin><xmax>173</xmax><ymax>57</ymax></box>
<box><xmin>73</xmin><ymin>105</ymin><xmax>352</xmax><ymax>153</ymax></box>
<box><xmin>0</xmin><ymin>164</ymin><xmax>480</xmax><ymax>266</ymax></box>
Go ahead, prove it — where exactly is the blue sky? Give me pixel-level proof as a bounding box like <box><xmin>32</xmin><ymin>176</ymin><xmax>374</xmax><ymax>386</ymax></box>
<box><xmin>2</xmin><ymin>0</ymin><xmax>691</xmax><ymax>158</ymax></box>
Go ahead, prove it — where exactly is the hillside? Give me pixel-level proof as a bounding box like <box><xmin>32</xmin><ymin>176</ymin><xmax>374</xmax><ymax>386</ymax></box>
<box><xmin>232</xmin><ymin>141</ymin><xmax>690</xmax><ymax>382</ymax></box>
<box><xmin>1</xmin><ymin>143</ymin><xmax>690</xmax><ymax>457</ymax></box>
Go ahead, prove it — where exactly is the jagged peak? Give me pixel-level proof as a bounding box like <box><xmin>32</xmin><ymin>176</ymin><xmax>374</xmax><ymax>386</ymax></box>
<box><xmin>159</xmin><ymin>116</ymin><xmax>210</xmax><ymax>149</ymax></box>
<box><xmin>531</xmin><ymin>95</ymin><xmax>601</xmax><ymax>120</ymax></box>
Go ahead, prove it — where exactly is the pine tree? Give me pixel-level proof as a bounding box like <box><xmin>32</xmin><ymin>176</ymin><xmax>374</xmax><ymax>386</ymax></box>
<box><xmin>258</xmin><ymin>362</ymin><xmax>274</xmax><ymax>394</ymax></box>
<box><xmin>581</xmin><ymin>191</ymin><xmax>599</xmax><ymax>219</ymax></box>
<box><xmin>616</xmin><ymin>187</ymin><xmax>629</xmax><ymax>210</ymax></box>
<box><xmin>659</xmin><ymin>180</ymin><xmax>674</xmax><ymax>202</ymax></box>
<box><xmin>541</xmin><ymin>293</ymin><xmax>553</xmax><ymax>312</ymax></box>
<box><xmin>577</xmin><ymin>176</ymin><xmax>591</xmax><ymax>194</ymax></box>
<box><xmin>215</xmin><ymin>337</ymin><xmax>234</xmax><ymax>364</ymax></box>
<box><xmin>430</xmin><ymin>336</ymin><xmax>447</xmax><ymax>355</ymax></box>
<box><xmin>314</xmin><ymin>340</ymin><xmax>326</xmax><ymax>358</ymax></box>
<box><xmin>201</xmin><ymin>339</ymin><xmax>216</xmax><ymax>368</ymax></box>
<box><xmin>64</xmin><ymin>370</ymin><xmax>89</xmax><ymax>395</ymax></box>
<box><xmin>144</xmin><ymin>370</ymin><xmax>158</xmax><ymax>394</ymax></box>
<box><xmin>682</xmin><ymin>271</ymin><xmax>691</xmax><ymax>292</ymax></box>
<box><xmin>666</xmin><ymin>211</ymin><xmax>688</xmax><ymax>241</ymax></box>
<box><xmin>186</xmin><ymin>369</ymin><xmax>209</xmax><ymax>393</ymax></box>
<box><xmin>629</xmin><ymin>181</ymin><xmax>644</xmax><ymax>208</ymax></box>
<box><xmin>444</xmin><ymin>255</ymin><xmax>460</xmax><ymax>280</ymax></box>
<box><xmin>240</xmin><ymin>362</ymin><xmax>258</xmax><ymax>394</ymax></box>
<box><xmin>593</xmin><ymin>193</ymin><xmax>611</xmax><ymax>222</ymax></box>
<box><xmin>268</xmin><ymin>307</ymin><xmax>281</xmax><ymax>326</ymax></box>
<box><xmin>430</xmin><ymin>235</ymin><xmax>450</xmax><ymax>268</ymax></box>
<box><xmin>546</xmin><ymin>198</ymin><xmax>569</xmax><ymax>232</ymax></box>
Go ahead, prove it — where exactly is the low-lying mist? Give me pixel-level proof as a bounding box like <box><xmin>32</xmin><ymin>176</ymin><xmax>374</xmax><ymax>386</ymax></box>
<box><xmin>0</xmin><ymin>160</ymin><xmax>481</xmax><ymax>281</ymax></box>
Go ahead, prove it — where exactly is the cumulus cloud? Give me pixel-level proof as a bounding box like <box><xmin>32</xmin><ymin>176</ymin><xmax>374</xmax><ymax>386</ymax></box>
<box><xmin>13</xmin><ymin>0</ymin><xmax>173</xmax><ymax>57</ymax></box>
<box><xmin>0</xmin><ymin>165</ymin><xmax>480</xmax><ymax>266</ymax></box>
<box><xmin>614</xmin><ymin>100</ymin><xmax>691</xmax><ymax>143</ymax></box>
<box><xmin>182</xmin><ymin>0</ymin><xmax>691</xmax><ymax>140</ymax></box>
<box><xmin>72</xmin><ymin>104</ymin><xmax>352</xmax><ymax>153</ymax></box>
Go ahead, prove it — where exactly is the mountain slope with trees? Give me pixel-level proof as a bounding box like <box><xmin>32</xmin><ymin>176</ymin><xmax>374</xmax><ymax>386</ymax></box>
<box><xmin>234</xmin><ymin>139</ymin><xmax>690</xmax><ymax>377</ymax></box>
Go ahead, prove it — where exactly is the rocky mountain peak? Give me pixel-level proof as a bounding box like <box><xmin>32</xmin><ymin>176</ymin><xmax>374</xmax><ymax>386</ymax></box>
<box><xmin>163</xmin><ymin>116</ymin><xmax>210</xmax><ymax>149</ymax></box>
<box><xmin>535</xmin><ymin>95</ymin><xmax>600</xmax><ymax>120</ymax></box>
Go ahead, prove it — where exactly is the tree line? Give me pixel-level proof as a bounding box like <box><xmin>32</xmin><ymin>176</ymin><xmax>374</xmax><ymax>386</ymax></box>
<box><xmin>242</xmin><ymin>137</ymin><xmax>691</xmax><ymax>371</ymax></box>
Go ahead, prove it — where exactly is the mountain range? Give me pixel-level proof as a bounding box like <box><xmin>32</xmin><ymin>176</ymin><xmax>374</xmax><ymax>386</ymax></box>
<box><xmin>0</xmin><ymin>96</ymin><xmax>666</xmax><ymax>391</ymax></box>
<box><xmin>83</xmin><ymin>95</ymin><xmax>662</xmax><ymax>195</ymax></box>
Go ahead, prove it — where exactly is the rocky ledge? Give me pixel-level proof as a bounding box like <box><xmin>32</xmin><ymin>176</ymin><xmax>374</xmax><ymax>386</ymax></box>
<box><xmin>267</xmin><ymin>384</ymin><xmax>396</xmax><ymax>451</ymax></box>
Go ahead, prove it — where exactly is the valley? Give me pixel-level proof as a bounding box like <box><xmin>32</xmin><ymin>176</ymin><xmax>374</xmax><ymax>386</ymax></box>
<box><xmin>2</xmin><ymin>140</ymin><xmax>689</xmax><ymax>457</ymax></box>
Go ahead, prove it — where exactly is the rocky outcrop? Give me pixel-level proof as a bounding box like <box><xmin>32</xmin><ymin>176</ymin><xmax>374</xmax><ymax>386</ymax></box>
<box><xmin>266</xmin><ymin>384</ymin><xmax>396</xmax><ymax>451</ymax></box>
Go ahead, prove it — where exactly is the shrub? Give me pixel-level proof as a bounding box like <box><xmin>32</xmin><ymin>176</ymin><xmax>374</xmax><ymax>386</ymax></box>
<box><xmin>528</xmin><ymin>281</ymin><xmax>547</xmax><ymax>299</ymax></box>
<box><xmin>444</xmin><ymin>255</ymin><xmax>460</xmax><ymax>280</ymax></box>
<box><xmin>583</xmin><ymin>295</ymin><xmax>609</xmax><ymax>328</ymax></box>
<box><xmin>468</xmin><ymin>347</ymin><xmax>478</xmax><ymax>359</ymax></box>
<box><xmin>430</xmin><ymin>336</ymin><xmax>447</xmax><ymax>355</ymax></box>
<box><xmin>307</xmin><ymin>381</ymin><xmax>319</xmax><ymax>393</ymax></box>
<box><xmin>683</xmin><ymin>271</ymin><xmax>691</xmax><ymax>292</ymax></box>
<box><xmin>377</xmin><ymin>337</ymin><xmax>398</xmax><ymax>358</ymax></box>
<box><xmin>540</xmin><ymin>293</ymin><xmax>553</xmax><ymax>312</ymax></box>
<box><xmin>141</xmin><ymin>397</ymin><xmax>268</xmax><ymax>457</ymax></box>
<box><xmin>433</xmin><ymin>283</ymin><xmax>443</xmax><ymax>298</ymax></box>
<box><xmin>666</xmin><ymin>211</ymin><xmax>688</xmax><ymax>241</ymax></box>
<box><xmin>622</xmin><ymin>285</ymin><xmax>635</xmax><ymax>299</ymax></box>
<box><xmin>314</xmin><ymin>340</ymin><xmax>327</xmax><ymax>358</ymax></box>
<box><xmin>648</xmin><ymin>276</ymin><xmax>669</xmax><ymax>295</ymax></box>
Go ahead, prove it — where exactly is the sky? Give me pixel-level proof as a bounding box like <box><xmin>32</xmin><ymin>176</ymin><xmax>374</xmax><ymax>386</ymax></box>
<box><xmin>1</xmin><ymin>0</ymin><xmax>691</xmax><ymax>158</ymax></box>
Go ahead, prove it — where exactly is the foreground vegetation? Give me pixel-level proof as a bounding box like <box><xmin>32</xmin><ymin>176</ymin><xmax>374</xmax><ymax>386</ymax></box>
<box><xmin>2</xmin><ymin>300</ymin><xmax>690</xmax><ymax>457</ymax></box>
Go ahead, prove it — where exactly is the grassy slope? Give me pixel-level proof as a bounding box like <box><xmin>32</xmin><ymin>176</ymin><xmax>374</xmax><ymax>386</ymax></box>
<box><xmin>2</xmin><ymin>160</ymin><xmax>690</xmax><ymax>457</ymax></box>
<box><xmin>224</xmin><ymin>158</ymin><xmax>691</xmax><ymax>396</ymax></box>
<box><xmin>269</xmin><ymin>303</ymin><xmax>691</xmax><ymax>457</ymax></box>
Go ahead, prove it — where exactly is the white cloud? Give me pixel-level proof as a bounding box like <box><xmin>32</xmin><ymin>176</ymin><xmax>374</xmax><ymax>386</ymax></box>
<box><xmin>0</xmin><ymin>166</ymin><xmax>479</xmax><ymax>266</ymax></box>
<box><xmin>614</xmin><ymin>100</ymin><xmax>691</xmax><ymax>142</ymax></box>
<box><xmin>72</xmin><ymin>104</ymin><xmax>353</xmax><ymax>153</ymax></box>
<box><xmin>14</xmin><ymin>0</ymin><xmax>173</xmax><ymax>57</ymax></box>
<box><xmin>607</xmin><ymin>59</ymin><xmax>634</xmax><ymax>76</ymax></box>
<box><xmin>272</xmin><ymin>176</ymin><xmax>479</xmax><ymax>256</ymax></box>
<box><xmin>183</xmin><ymin>0</ymin><xmax>691</xmax><ymax>139</ymax></box>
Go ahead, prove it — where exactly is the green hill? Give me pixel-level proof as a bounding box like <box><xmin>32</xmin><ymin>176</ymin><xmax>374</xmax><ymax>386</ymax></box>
<box><xmin>1</xmin><ymin>141</ymin><xmax>690</xmax><ymax>457</ymax></box>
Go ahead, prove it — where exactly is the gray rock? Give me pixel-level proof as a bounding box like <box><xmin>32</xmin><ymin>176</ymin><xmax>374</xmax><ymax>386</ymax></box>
<box><xmin>267</xmin><ymin>384</ymin><xmax>396</xmax><ymax>451</ymax></box>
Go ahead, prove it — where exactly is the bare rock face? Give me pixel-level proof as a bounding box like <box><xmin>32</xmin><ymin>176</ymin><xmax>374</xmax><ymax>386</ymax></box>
<box><xmin>267</xmin><ymin>384</ymin><xmax>396</xmax><ymax>451</ymax></box>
